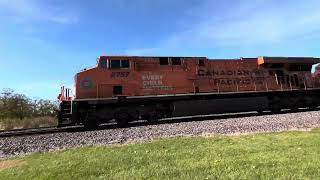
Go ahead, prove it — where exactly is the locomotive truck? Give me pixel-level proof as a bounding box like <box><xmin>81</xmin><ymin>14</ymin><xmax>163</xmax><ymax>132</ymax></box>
<box><xmin>58</xmin><ymin>55</ymin><xmax>320</xmax><ymax>128</ymax></box>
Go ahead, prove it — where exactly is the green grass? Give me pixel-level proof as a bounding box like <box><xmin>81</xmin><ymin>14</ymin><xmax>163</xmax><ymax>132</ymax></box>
<box><xmin>1</xmin><ymin>129</ymin><xmax>320</xmax><ymax>179</ymax></box>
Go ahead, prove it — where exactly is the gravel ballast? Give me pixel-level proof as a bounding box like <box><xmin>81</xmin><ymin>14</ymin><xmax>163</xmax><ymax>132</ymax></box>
<box><xmin>1</xmin><ymin>111</ymin><xmax>320</xmax><ymax>158</ymax></box>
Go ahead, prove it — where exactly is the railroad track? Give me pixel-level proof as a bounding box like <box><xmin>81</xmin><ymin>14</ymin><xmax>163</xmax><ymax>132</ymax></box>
<box><xmin>1</xmin><ymin>108</ymin><xmax>320</xmax><ymax>158</ymax></box>
<box><xmin>0</xmin><ymin>126</ymin><xmax>84</xmax><ymax>138</ymax></box>
<box><xmin>0</xmin><ymin>107</ymin><xmax>318</xmax><ymax>138</ymax></box>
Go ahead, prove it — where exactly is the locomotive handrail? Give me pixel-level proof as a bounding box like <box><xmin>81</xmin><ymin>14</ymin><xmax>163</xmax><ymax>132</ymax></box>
<box><xmin>58</xmin><ymin>86</ymin><xmax>73</xmax><ymax>101</ymax></box>
<box><xmin>73</xmin><ymin>87</ymin><xmax>320</xmax><ymax>103</ymax></box>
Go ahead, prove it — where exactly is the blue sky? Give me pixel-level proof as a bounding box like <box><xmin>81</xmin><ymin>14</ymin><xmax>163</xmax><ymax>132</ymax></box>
<box><xmin>0</xmin><ymin>0</ymin><xmax>320</xmax><ymax>100</ymax></box>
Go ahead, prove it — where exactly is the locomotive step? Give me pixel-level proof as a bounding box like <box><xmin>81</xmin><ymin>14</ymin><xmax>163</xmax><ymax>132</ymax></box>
<box><xmin>58</xmin><ymin>118</ymin><xmax>73</xmax><ymax>127</ymax></box>
<box><xmin>61</xmin><ymin>113</ymin><xmax>72</xmax><ymax>117</ymax></box>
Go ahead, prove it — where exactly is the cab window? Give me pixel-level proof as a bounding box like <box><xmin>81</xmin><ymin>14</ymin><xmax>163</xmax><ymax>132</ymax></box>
<box><xmin>171</xmin><ymin>57</ymin><xmax>182</xmax><ymax>65</ymax></box>
<box><xmin>121</xmin><ymin>60</ymin><xmax>130</xmax><ymax>68</ymax></box>
<box><xmin>110</xmin><ymin>60</ymin><xmax>121</xmax><ymax>68</ymax></box>
<box><xmin>198</xmin><ymin>59</ymin><xmax>205</xmax><ymax>66</ymax></box>
<box><xmin>159</xmin><ymin>57</ymin><xmax>169</xmax><ymax>65</ymax></box>
<box><xmin>100</xmin><ymin>59</ymin><xmax>108</xmax><ymax>68</ymax></box>
<box><xmin>109</xmin><ymin>59</ymin><xmax>130</xmax><ymax>69</ymax></box>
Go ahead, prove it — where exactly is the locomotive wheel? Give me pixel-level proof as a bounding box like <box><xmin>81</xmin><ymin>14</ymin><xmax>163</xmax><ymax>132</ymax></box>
<box><xmin>295</xmin><ymin>99</ymin><xmax>305</xmax><ymax>109</ymax></box>
<box><xmin>309</xmin><ymin>105</ymin><xmax>318</xmax><ymax>110</ymax></box>
<box><xmin>269</xmin><ymin>97</ymin><xmax>281</xmax><ymax>113</ymax></box>
<box><xmin>257</xmin><ymin>110</ymin><xmax>264</xmax><ymax>114</ymax></box>
<box><xmin>115</xmin><ymin>112</ymin><xmax>129</xmax><ymax>127</ymax></box>
<box><xmin>82</xmin><ymin>113</ymin><xmax>99</xmax><ymax>130</ymax></box>
<box><xmin>82</xmin><ymin>116</ymin><xmax>99</xmax><ymax>129</ymax></box>
<box><xmin>83</xmin><ymin>120</ymin><xmax>99</xmax><ymax>130</ymax></box>
<box><xmin>147</xmin><ymin>111</ymin><xmax>161</xmax><ymax>124</ymax></box>
<box><xmin>270</xmin><ymin>103</ymin><xmax>281</xmax><ymax>113</ymax></box>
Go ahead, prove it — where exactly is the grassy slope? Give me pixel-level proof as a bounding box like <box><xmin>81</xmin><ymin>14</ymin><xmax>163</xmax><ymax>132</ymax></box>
<box><xmin>1</xmin><ymin>129</ymin><xmax>320</xmax><ymax>179</ymax></box>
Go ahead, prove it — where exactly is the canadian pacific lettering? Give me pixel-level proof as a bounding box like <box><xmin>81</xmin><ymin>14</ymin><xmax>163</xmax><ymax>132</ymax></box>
<box><xmin>197</xmin><ymin>69</ymin><xmax>251</xmax><ymax>76</ymax></box>
<box><xmin>213</xmin><ymin>78</ymin><xmax>251</xmax><ymax>85</ymax></box>
<box><xmin>197</xmin><ymin>69</ymin><xmax>267</xmax><ymax>85</ymax></box>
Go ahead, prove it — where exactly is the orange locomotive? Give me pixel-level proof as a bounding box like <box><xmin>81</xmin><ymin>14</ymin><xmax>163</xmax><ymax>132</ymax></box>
<box><xmin>58</xmin><ymin>55</ymin><xmax>320</xmax><ymax>128</ymax></box>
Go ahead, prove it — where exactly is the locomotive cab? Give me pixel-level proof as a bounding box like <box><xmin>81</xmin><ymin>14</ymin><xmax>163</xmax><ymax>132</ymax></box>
<box><xmin>98</xmin><ymin>57</ymin><xmax>131</xmax><ymax>96</ymax></box>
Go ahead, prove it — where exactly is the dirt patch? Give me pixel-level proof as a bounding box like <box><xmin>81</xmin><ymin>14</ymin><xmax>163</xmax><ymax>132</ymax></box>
<box><xmin>0</xmin><ymin>160</ymin><xmax>23</xmax><ymax>170</ymax></box>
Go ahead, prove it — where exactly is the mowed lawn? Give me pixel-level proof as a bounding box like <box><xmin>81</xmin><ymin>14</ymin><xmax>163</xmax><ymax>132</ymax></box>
<box><xmin>1</xmin><ymin>129</ymin><xmax>320</xmax><ymax>179</ymax></box>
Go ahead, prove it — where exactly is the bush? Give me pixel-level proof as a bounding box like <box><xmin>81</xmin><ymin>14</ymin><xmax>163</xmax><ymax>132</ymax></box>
<box><xmin>0</xmin><ymin>88</ymin><xmax>59</xmax><ymax>130</ymax></box>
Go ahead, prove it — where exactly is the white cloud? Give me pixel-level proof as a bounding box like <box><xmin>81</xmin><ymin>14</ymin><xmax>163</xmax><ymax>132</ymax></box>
<box><xmin>172</xmin><ymin>0</ymin><xmax>320</xmax><ymax>46</ymax></box>
<box><xmin>0</xmin><ymin>0</ymin><xmax>79</xmax><ymax>24</ymax></box>
<box><xmin>125</xmin><ymin>0</ymin><xmax>320</xmax><ymax>55</ymax></box>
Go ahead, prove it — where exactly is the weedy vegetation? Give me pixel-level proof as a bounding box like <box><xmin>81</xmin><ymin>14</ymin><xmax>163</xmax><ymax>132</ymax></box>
<box><xmin>0</xmin><ymin>88</ymin><xmax>58</xmax><ymax>130</ymax></box>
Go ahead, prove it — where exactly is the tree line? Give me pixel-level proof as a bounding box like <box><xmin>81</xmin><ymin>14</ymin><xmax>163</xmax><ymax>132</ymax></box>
<box><xmin>0</xmin><ymin>88</ymin><xmax>58</xmax><ymax>120</ymax></box>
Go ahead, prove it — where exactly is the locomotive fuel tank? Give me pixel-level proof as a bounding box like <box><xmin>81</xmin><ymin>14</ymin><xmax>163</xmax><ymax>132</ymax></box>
<box><xmin>172</xmin><ymin>97</ymin><xmax>269</xmax><ymax>117</ymax></box>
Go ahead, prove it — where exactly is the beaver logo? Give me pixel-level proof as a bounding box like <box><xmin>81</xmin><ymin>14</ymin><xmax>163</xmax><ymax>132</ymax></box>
<box><xmin>80</xmin><ymin>77</ymin><xmax>94</xmax><ymax>89</ymax></box>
